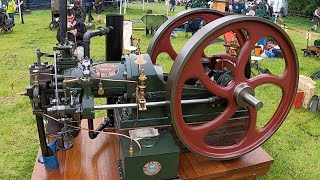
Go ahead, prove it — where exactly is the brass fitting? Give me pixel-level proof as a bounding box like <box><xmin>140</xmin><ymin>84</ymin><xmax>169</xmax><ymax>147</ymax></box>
<box><xmin>137</xmin><ymin>69</ymin><xmax>147</xmax><ymax>111</ymax></box>
<box><xmin>33</xmin><ymin>70</ymin><xmax>40</xmax><ymax>85</ymax></box>
<box><xmin>98</xmin><ymin>81</ymin><xmax>104</xmax><ymax>96</ymax></box>
<box><xmin>129</xmin><ymin>144</ymin><xmax>134</xmax><ymax>156</ymax></box>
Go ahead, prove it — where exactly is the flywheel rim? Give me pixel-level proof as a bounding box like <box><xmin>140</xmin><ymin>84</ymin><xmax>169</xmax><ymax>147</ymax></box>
<box><xmin>147</xmin><ymin>8</ymin><xmax>226</xmax><ymax>64</ymax></box>
<box><xmin>166</xmin><ymin>15</ymin><xmax>299</xmax><ymax>160</ymax></box>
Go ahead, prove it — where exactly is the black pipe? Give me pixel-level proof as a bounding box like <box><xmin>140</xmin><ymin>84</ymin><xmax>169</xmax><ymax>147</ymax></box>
<box><xmin>94</xmin><ymin>117</ymin><xmax>110</xmax><ymax>135</ymax></box>
<box><xmin>88</xmin><ymin>117</ymin><xmax>110</xmax><ymax>139</ymax></box>
<box><xmin>83</xmin><ymin>26</ymin><xmax>114</xmax><ymax>59</ymax></box>
<box><xmin>106</xmin><ymin>15</ymin><xmax>123</xmax><ymax>61</ymax></box>
<box><xmin>59</xmin><ymin>0</ymin><xmax>67</xmax><ymax>43</ymax></box>
<box><xmin>88</xmin><ymin>119</ymin><xmax>96</xmax><ymax>139</ymax></box>
<box><xmin>36</xmin><ymin>114</ymin><xmax>52</xmax><ymax>157</ymax></box>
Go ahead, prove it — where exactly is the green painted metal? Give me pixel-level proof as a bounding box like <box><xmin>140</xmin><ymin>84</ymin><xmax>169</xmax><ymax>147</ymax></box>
<box><xmin>54</xmin><ymin>45</ymin><xmax>77</xmax><ymax>74</ymax></box>
<box><xmin>314</xmin><ymin>39</ymin><xmax>320</xmax><ymax>46</ymax></box>
<box><xmin>120</xmin><ymin>131</ymin><xmax>180</xmax><ymax>180</ymax></box>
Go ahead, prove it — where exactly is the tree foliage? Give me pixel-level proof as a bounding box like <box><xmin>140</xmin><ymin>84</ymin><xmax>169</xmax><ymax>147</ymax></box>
<box><xmin>287</xmin><ymin>0</ymin><xmax>319</xmax><ymax>16</ymax></box>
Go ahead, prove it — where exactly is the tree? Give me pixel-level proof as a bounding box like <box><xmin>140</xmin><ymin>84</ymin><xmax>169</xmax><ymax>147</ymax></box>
<box><xmin>287</xmin><ymin>0</ymin><xmax>318</xmax><ymax>17</ymax></box>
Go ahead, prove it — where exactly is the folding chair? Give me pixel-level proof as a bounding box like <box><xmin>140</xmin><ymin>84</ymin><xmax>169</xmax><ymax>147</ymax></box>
<box><xmin>208</xmin><ymin>32</ymin><xmax>238</xmax><ymax>71</ymax></box>
<box><xmin>252</xmin><ymin>37</ymin><xmax>271</xmax><ymax>75</ymax></box>
<box><xmin>123</xmin><ymin>20</ymin><xmax>140</xmax><ymax>53</ymax></box>
<box><xmin>223</xmin><ymin>32</ymin><xmax>252</xmax><ymax>78</ymax></box>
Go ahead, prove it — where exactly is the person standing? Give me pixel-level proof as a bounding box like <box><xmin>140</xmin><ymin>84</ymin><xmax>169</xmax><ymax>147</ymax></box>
<box><xmin>83</xmin><ymin>0</ymin><xmax>94</xmax><ymax>22</ymax></box>
<box><xmin>94</xmin><ymin>0</ymin><xmax>103</xmax><ymax>23</ymax></box>
<box><xmin>72</xmin><ymin>0</ymin><xmax>85</xmax><ymax>22</ymax></box>
<box><xmin>312</xmin><ymin>6</ymin><xmax>320</xmax><ymax>23</ymax></box>
<box><xmin>241</xmin><ymin>0</ymin><xmax>249</xmax><ymax>14</ymax></box>
<box><xmin>6</xmin><ymin>0</ymin><xmax>16</xmax><ymax>24</ymax></box>
<box><xmin>278</xmin><ymin>4</ymin><xmax>285</xmax><ymax>24</ymax></box>
<box><xmin>169</xmin><ymin>0</ymin><xmax>176</xmax><ymax>12</ymax></box>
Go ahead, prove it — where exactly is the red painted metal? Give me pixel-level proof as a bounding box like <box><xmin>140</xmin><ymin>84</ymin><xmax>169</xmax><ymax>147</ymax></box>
<box><xmin>147</xmin><ymin>9</ymin><xmax>226</xmax><ymax>64</ymax></box>
<box><xmin>166</xmin><ymin>15</ymin><xmax>299</xmax><ymax>160</ymax></box>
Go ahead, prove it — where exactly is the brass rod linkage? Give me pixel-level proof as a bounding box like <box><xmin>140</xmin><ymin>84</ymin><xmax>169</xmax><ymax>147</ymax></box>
<box><xmin>42</xmin><ymin>113</ymin><xmax>142</xmax><ymax>153</ymax></box>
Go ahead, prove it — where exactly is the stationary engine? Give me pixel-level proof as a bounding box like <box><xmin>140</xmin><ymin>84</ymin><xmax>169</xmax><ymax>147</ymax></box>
<box><xmin>26</xmin><ymin>3</ymin><xmax>299</xmax><ymax>179</ymax></box>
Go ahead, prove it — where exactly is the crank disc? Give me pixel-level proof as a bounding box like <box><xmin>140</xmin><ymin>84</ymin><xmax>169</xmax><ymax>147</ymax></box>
<box><xmin>166</xmin><ymin>15</ymin><xmax>299</xmax><ymax>159</ymax></box>
<box><xmin>147</xmin><ymin>8</ymin><xmax>226</xmax><ymax>64</ymax></box>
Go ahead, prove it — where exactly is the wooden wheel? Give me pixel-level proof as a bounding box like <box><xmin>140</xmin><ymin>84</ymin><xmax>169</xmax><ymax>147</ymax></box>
<box><xmin>166</xmin><ymin>15</ymin><xmax>299</xmax><ymax>160</ymax></box>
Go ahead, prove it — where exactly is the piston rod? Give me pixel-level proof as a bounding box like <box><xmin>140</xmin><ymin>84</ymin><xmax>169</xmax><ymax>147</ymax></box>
<box><xmin>94</xmin><ymin>97</ymin><xmax>219</xmax><ymax>110</ymax></box>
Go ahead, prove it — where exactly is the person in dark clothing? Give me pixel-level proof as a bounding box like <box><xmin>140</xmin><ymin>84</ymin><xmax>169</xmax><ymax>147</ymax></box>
<box><xmin>232</xmin><ymin>0</ymin><xmax>242</xmax><ymax>14</ymax></box>
<box><xmin>56</xmin><ymin>9</ymin><xmax>87</xmax><ymax>61</ymax></box>
<box><xmin>278</xmin><ymin>4</ymin><xmax>285</xmax><ymax>24</ymax></box>
<box><xmin>312</xmin><ymin>6</ymin><xmax>320</xmax><ymax>31</ymax></box>
<box><xmin>94</xmin><ymin>0</ymin><xmax>103</xmax><ymax>23</ymax></box>
<box><xmin>72</xmin><ymin>0</ymin><xmax>85</xmax><ymax>22</ymax></box>
<box><xmin>83</xmin><ymin>0</ymin><xmax>94</xmax><ymax>22</ymax></box>
<box><xmin>169</xmin><ymin>0</ymin><xmax>176</xmax><ymax>12</ymax></box>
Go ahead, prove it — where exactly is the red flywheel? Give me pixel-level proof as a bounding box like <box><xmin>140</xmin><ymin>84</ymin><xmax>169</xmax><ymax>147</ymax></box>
<box><xmin>166</xmin><ymin>15</ymin><xmax>299</xmax><ymax>160</ymax></box>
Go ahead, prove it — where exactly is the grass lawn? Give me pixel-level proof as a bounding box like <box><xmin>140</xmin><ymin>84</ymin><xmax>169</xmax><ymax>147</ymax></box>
<box><xmin>0</xmin><ymin>3</ymin><xmax>320</xmax><ymax>179</ymax></box>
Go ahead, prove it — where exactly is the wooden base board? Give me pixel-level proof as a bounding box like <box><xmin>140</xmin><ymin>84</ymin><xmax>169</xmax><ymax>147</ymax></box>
<box><xmin>32</xmin><ymin>119</ymin><xmax>273</xmax><ymax>180</ymax></box>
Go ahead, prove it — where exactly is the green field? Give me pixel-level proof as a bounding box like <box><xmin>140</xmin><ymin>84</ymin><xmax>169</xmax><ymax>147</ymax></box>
<box><xmin>0</xmin><ymin>3</ymin><xmax>320</xmax><ymax>179</ymax></box>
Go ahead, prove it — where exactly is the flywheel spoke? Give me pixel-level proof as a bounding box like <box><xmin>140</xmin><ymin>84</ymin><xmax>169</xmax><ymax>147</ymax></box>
<box><xmin>248</xmin><ymin>74</ymin><xmax>284</xmax><ymax>89</ymax></box>
<box><xmin>246</xmin><ymin>106</ymin><xmax>258</xmax><ymax>139</ymax></box>
<box><xmin>189</xmin><ymin>103</ymin><xmax>238</xmax><ymax>137</ymax></box>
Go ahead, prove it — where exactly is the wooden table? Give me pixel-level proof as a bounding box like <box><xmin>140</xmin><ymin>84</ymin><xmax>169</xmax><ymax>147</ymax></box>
<box><xmin>32</xmin><ymin>119</ymin><xmax>273</xmax><ymax>180</ymax></box>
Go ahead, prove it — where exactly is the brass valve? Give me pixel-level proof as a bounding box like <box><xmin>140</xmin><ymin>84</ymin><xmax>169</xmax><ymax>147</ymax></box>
<box><xmin>98</xmin><ymin>81</ymin><xmax>104</xmax><ymax>96</ymax></box>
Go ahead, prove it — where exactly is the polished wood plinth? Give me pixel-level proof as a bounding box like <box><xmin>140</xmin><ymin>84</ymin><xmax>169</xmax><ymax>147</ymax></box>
<box><xmin>32</xmin><ymin>119</ymin><xmax>273</xmax><ymax>180</ymax></box>
<box><xmin>179</xmin><ymin>148</ymin><xmax>273</xmax><ymax>180</ymax></box>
